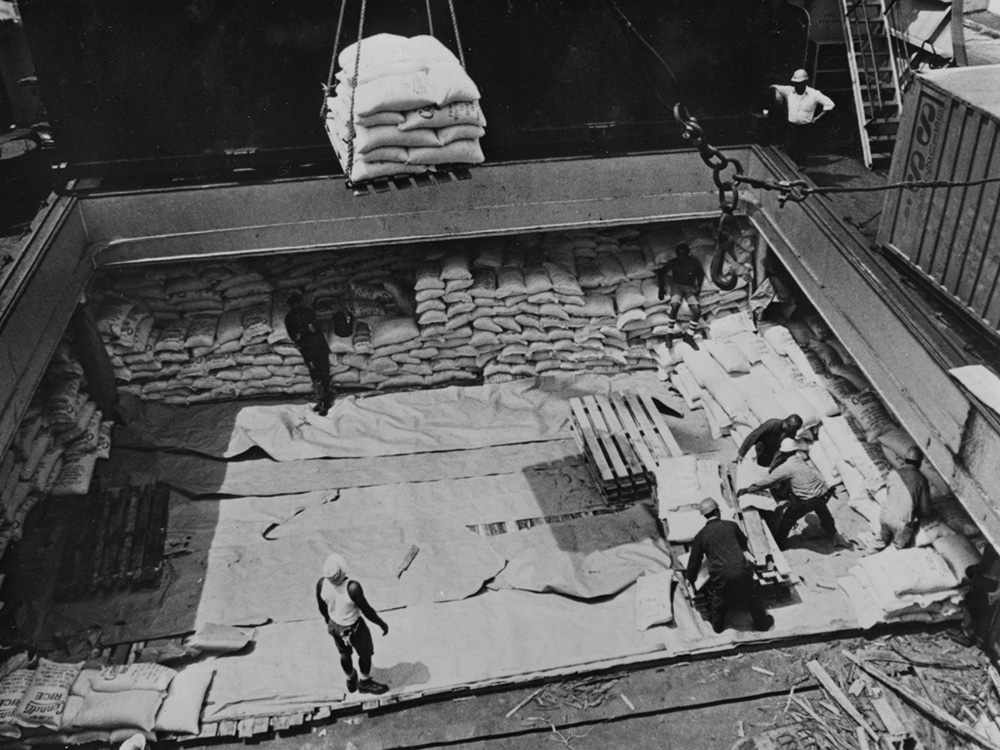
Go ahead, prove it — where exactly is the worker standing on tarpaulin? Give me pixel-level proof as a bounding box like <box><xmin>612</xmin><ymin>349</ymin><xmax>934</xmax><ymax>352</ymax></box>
<box><xmin>657</xmin><ymin>242</ymin><xmax>704</xmax><ymax>343</ymax></box>
<box><xmin>686</xmin><ymin>498</ymin><xmax>774</xmax><ymax>633</ymax></box>
<box><xmin>770</xmin><ymin>69</ymin><xmax>835</xmax><ymax>168</ymax></box>
<box><xmin>316</xmin><ymin>553</ymin><xmax>390</xmax><ymax>695</ymax></box>
<box><xmin>285</xmin><ymin>293</ymin><xmax>334</xmax><ymax>416</ymax></box>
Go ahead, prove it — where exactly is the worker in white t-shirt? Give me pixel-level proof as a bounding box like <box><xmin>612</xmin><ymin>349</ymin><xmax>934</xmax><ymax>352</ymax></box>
<box><xmin>770</xmin><ymin>69</ymin><xmax>835</xmax><ymax>167</ymax></box>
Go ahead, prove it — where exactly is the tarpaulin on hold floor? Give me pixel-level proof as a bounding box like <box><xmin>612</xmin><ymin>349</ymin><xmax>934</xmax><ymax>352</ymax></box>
<box><xmin>103</xmin><ymin>439</ymin><xmax>582</xmax><ymax>498</ymax></box>
<box><xmin>112</xmin><ymin>372</ymin><xmax>677</xmax><ymax>460</ymax></box>
<box><xmin>487</xmin><ymin>504</ymin><xmax>673</xmax><ymax>598</ymax></box>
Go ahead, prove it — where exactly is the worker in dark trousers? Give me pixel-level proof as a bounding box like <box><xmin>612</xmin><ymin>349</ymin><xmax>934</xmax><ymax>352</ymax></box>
<box><xmin>769</xmin><ymin>69</ymin><xmax>835</xmax><ymax>168</ymax></box>
<box><xmin>316</xmin><ymin>553</ymin><xmax>390</xmax><ymax>695</ymax></box>
<box><xmin>285</xmin><ymin>293</ymin><xmax>333</xmax><ymax>416</ymax></box>
<box><xmin>874</xmin><ymin>446</ymin><xmax>932</xmax><ymax>550</ymax></box>
<box><xmin>738</xmin><ymin>438</ymin><xmax>847</xmax><ymax>550</ymax></box>
<box><xmin>657</xmin><ymin>242</ymin><xmax>705</xmax><ymax>343</ymax></box>
<box><xmin>736</xmin><ymin>414</ymin><xmax>803</xmax><ymax>469</ymax></box>
<box><xmin>686</xmin><ymin>498</ymin><xmax>774</xmax><ymax>633</ymax></box>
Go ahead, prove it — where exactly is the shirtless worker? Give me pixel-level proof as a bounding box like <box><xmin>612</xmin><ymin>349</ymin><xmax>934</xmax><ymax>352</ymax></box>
<box><xmin>657</xmin><ymin>242</ymin><xmax>705</xmax><ymax>342</ymax></box>
<box><xmin>316</xmin><ymin>553</ymin><xmax>390</xmax><ymax>695</ymax></box>
<box><xmin>285</xmin><ymin>293</ymin><xmax>334</xmax><ymax>416</ymax></box>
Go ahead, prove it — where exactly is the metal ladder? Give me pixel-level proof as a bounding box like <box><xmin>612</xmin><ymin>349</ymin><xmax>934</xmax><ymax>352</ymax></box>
<box><xmin>840</xmin><ymin>0</ymin><xmax>904</xmax><ymax>169</ymax></box>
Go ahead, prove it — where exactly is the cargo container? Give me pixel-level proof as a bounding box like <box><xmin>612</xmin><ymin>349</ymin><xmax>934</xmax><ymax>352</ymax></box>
<box><xmin>878</xmin><ymin>64</ymin><xmax>1000</xmax><ymax>330</ymax></box>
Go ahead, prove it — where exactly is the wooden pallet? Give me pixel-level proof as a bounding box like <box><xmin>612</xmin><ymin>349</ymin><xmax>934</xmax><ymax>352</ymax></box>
<box><xmin>569</xmin><ymin>391</ymin><xmax>683</xmax><ymax>504</ymax></box>
<box><xmin>348</xmin><ymin>166</ymin><xmax>472</xmax><ymax>196</ymax></box>
<box><xmin>55</xmin><ymin>481</ymin><xmax>170</xmax><ymax>600</ymax></box>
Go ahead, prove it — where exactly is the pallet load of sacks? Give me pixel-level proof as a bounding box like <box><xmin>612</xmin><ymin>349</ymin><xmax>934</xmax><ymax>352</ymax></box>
<box><xmin>0</xmin><ymin>656</ymin><xmax>214</xmax><ymax>743</ymax></box>
<box><xmin>0</xmin><ymin>339</ymin><xmax>112</xmax><ymax>562</ymax></box>
<box><xmin>324</xmin><ymin>33</ymin><xmax>486</xmax><ymax>184</ymax></box>
<box><xmin>88</xmin><ymin>218</ymin><xmax>756</xmax><ymax>404</ymax></box>
<box><xmin>658</xmin><ymin>308</ymin><xmax>982</xmax><ymax>625</ymax></box>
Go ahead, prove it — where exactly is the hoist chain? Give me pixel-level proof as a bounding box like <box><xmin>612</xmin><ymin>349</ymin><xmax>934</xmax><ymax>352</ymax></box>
<box><xmin>673</xmin><ymin>103</ymin><xmax>743</xmax><ymax>215</ymax></box>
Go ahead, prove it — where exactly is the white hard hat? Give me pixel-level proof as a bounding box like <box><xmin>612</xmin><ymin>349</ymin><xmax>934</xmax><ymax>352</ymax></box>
<box><xmin>322</xmin><ymin>552</ymin><xmax>348</xmax><ymax>580</ymax></box>
<box><xmin>791</xmin><ymin>69</ymin><xmax>809</xmax><ymax>83</ymax></box>
<box><xmin>780</xmin><ymin>437</ymin><xmax>805</xmax><ymax>453</ymax></box>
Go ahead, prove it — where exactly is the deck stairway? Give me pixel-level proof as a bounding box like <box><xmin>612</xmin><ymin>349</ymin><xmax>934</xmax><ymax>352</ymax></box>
<box><xmin>839</xmin><ymin>0</ymin><xmax>904</xmax><ymax>168</ymax></box>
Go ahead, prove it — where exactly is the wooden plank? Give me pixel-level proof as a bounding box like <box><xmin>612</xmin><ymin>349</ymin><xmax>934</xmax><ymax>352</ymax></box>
<box><xmin>806</xmin><ymin>660</ymin><xmax>879</xmax><ymax>742</ymax></box>
<box><xmin>139</xmin><ymin>483</ymin><xmax>169</xmax><ymax>586</ymax></box>
<box><xmin>759</xmin><ymin>515</ymin><xmax>791</xmax><ymax>579</ymax></box>
<box><xmin>287</xmin><ymin>713</ymin><xmax>305</xmax><ymax>727</ymax></box>
<box><xmin>113</xmin><ymin>490</ymin><xmax>138</xmax><ymax>587</ymax></box>
<box><xmin>270</xmin><ymin>715</ymin><xmax>292</xmax><ymax>732</ymax></box>
<box><xmin>236</xmin><ymin>718</ymin><xmax>255</xmax><ymax>737</ymax></box>
<box><xmin>217</xmin><ymin>720</ymin><xmax>238</xmax><ymax>736</ymax></box>
<box><xmin>88</xmin><ymin>490</ymin><xmax>115</xmax><ymax>591</ymax></box>
<box><xmin>568</xmin><ymin>398</ymin><xmax>615</xmax><ymax>483</ymax></box>
<box><xmin>621</xmin><ymin>394</ymin><xmax>672</xmax><ymax>465</ymax></box>
<box><xmin>97</xmin><ymin>489</ymin><xmax>127</xmax><ymax>589</ymax></box>
<box><xmin>581</xmin><ymin>395</ymin><xmax>630</xmax><ymax>489</ymax></box>
<box><xmin>127</xmin><ymin>485</ymin><xmax>152</xmax><ymax>583</ymax></box>
<box><xmin>594</xmin><ymin>396</ymin><xmax>646</xmax><ymax>481</ymax></box>
<box><xmin>197</xmin><ymin>722</ymin><xmax>219</xmax><ymax>739</ymax></box>
<box><xmin>636</xmin><ymin>391</ymin><xmax>684</xmax><ymax>457</ymax></box>
<box><xmin>251</xmin><ymin>716</ymin><xmax>270</xmax><ymax>736</ymax></box>
<box><xmin>609</xmin><ymin>394</ymin><xmax>658</xmax><ymax>472</ymax></box>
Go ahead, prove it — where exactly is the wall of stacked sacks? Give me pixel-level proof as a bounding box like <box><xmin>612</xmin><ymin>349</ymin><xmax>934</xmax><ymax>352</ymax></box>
<box><xmin>0</xmin><ymin>339</ymin><xmax>113</xmax><ymax>561</ymax></box>
<box><xmin>88</xmin><ymin>218</ymin><xmax>758</xmax><ymax>405</ymax></box>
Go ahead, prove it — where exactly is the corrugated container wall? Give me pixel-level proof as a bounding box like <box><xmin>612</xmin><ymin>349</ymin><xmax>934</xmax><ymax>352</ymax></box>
<box><xmin>878</xmin><ymin>65</ymin><xmax>1000</xmax><ymax>329</ymax></box>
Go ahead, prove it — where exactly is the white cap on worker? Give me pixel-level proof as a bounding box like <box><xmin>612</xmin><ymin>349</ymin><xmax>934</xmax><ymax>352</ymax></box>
<box><xmin>322</xmin><ymin>552</ymin><xmax>348</xmax><ymax>581</ymax></box>
<box><xmin>791</xmin><ymin>69</ymin><xmax>809</xmax><ymax>83</ymax></box>
<box><xmin>780</xmin><ymin>437</ymin><xmax>805</xmax><ymax>453</ymax></box>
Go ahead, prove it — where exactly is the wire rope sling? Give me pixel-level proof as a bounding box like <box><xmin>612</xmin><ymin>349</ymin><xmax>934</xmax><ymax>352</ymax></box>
<box><xmin>320</xmin><ymin>0</ymin><xmax>487</xmax><ymax>189</ymax></box>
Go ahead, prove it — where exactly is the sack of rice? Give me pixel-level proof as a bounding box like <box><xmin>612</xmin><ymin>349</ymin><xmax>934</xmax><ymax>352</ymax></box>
<box><xmin>634</xmin><ymin>570</ymin><xmax>674</xmax><ymax>630</ymax></box>
<box><xmin>153</xmin><ymin>667</ymin><xmax>215</xmax><ymax>736</ymax></box>
<box><xmin>14</xmin><ymin>659</ymin><xmax>83</xmax><ymax>731</ymax></box>
<box><xmin>844</xmin><ymin>390</ymin><xmax>896</xmax><ymax>442</ymax></box>
<box><xmin>0</xmin><ymin>670</ymin><xmax>33</xmax><ymax>738</ymax></box>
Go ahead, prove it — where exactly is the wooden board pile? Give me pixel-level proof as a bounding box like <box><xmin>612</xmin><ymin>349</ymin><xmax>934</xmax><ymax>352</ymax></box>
<box><xmin>324</xmin><ymin>34</ymin><xmax>486</xmax><ymax>184</ymax></box>
<box><xmin>89</xmin><ymin>219</ymin><xmax>757</xmax><ymax>405</ymax></box>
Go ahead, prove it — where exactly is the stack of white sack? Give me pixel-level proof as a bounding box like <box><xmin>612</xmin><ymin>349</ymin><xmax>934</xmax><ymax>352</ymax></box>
<box><xmin>325</xmin><ymin>33</ymin><xmax>486</xmax><ymax>183</ymax></box>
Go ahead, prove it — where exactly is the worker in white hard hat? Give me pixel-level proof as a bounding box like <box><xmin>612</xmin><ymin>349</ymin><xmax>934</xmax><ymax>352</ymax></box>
<box><xmin>874</xmin><ymin>445</ymin><xmax>932</xmax><ymax>550</ymax></box>
<box><xmin>685</xmin><ymin>497</ymin><xmax>774</xmax><ymax>633</ymax></box>
<box><xmin>769</xmin><ymin>68</ymin><xmax>835</xmax><ymax>167</ymax></box>
<box><xmin>315</xmin><ymin>553</ymin><xmax>390</xmax><ymax>695</ymax></box>
<box><xmin>738</xmin><ymin>438</ymin><xmax>848</xmax><ymax>550</ymax></box>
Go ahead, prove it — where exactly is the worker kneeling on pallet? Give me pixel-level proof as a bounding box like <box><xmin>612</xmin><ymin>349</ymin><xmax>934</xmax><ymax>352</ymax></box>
<box><xmin>686</xmin><ymin>498</ymin><xmax>774</xmax><ymax>633</ymax></box>
<box><xmin>738</xmin><ymin>438</ymin><xmax>848</xmax><ymax>550</ymax></box>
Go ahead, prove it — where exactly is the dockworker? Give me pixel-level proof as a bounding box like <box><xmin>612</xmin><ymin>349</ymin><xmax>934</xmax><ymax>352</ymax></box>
<box><xmin>874</xmin><ymin>446</ymin><xmax>932</xmax><ymax>551</ymax></box>
<box><xmin>735</xmin><ymin>414</ymin><xmax>804</xmax><ymax>469</ymax></box>
<box><xmin>315</xmin><ymin>553</ymin><xmax>390</xmax><ymax>695</ymax></box>
<box><xmin>686</xmin><ymin>498</ymin><xmax>774</xmax><ymax>633</ymax></box>
<box><xmin>769</xmin><ymin>69</ymin><xmax>835</xmax><ymax>167</ymax></box>
<box><xmin>657</xmin><ymin>242</ymin><xmax>705</xmax><ymax>340</ymax></box>
<box><xmin>737</xmin><ymin>438</ymin><xmax>845</xmax><ymax>549</ymax></box>
<box><xmin>285</xmin><ymin>293</ymin><xmax>334</xmax><ymax>416</ymax></box>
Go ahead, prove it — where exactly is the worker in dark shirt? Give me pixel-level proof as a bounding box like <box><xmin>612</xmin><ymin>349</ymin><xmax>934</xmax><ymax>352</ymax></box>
<box><xmin>657</xmin><ymin>243</ymin><xmax>705</xmax><ymax>339</ymax></box>
<box><xmin>686</xmin><ymin>498</ymin><xmax>774</xmax><ymax>633</ymax></box>
<box><xmin>285</xmin><ymin>293</ymin><xmax>334</xmax><ymax>416</ymax></box>
<box><xmin>875</xmin><ymin>446</ymin><xmax>932</xmax><ymax>550</ymax></box>
<box><xmin>736</xmin><ymin>414</ymin><xmax>803</xmax><ymax>469</ymax></box>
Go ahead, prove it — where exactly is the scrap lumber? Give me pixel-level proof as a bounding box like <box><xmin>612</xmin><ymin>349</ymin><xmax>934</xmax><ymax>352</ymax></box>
<box><xmin>844</xmin><ymin>651</ymin><xmax>1000</xmax><ymax>750</ymax></box>
<box><xmin>806</xmin><ymin>660</ymin><xmax>878</xmax><ymax>742</ymax></box>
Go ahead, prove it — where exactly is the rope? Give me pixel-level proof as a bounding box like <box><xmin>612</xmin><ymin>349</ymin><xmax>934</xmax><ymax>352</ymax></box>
<box><xmin>446</xmin><ymin>0</ymin><xmax>467</xmax><ymax>69</ymax></box>
<box><xmin>809</xmin><ymin>175</ymin><xmax>1000</xmax><ymax>195</ymax></box>
<box><xmin>605</xmin><ymin>0</ymin><xmax>686</xmax><ymax>112</ymax></box>
<box><xmin>325</xmin><ymin>0</ymin><xmax>349</xmax><ymax>95</ymax></box>
<box><xmin>346</xmin><ymin>0</ymin><xmax>368</xmax><ymax>184</ymax></box>
<box><xmin>425</xmin><ymin>0</ymin><xmax>434</xmax><ymax>37</ymax></box>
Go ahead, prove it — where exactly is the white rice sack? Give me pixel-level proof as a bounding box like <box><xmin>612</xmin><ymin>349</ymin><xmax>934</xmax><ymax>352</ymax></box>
<box><xmin>704</xmin><ymin>339</ymin><xmax>751</xmax><ymax>374</ymax></box>
<box><xmin>774</xmin><ymin>388</ymin><xmax>820</xmax><ymax>428</ymax></box>
<box><xmin>116</xmin><ymin>306</ymin><xmax>149</xmax><ymax>349</ymax></box>
<box><xmin>14</xmin><ymin>659</ymin><xmax>82</xmax><ymax>730</ymax></box>
<box><xmin>829</xmin><ymin>362</ymin><xmax>870</xmax><ymax>391</ymax></box>
<box><xmin>407</xmin><ymin>139</ymin><xmax>484</xmax><ymax>166</ymax></box>
<box><xmin>876</xmin><ymin>426</ymin><xmax>919</xmax><ymax>464</ymax></box>
<box><xmin>441</xmin><ymin>254</ymin><xmax>472</xmax><ymax>281</ymax></box>
<box><xmin>350</xmin><ymin>70</ymin><xmax>438</xmax><ymax>116</ymax></box>
<box><xmin>154</xmin><ymin>319</ymin><xmax>190</xmax><ymax>352</ymax></box>
<box><xmin>96</xmin><ymin>421</ymin><xmax>113</xmax><ymax>460</ymax></box>
<box><xmin>400</xmin><ymin>100</ymin><xmax>486</xmax><ymax>131</ymax></box>
<box><xmin>932</xmin><ymin>533</ymin><xmax>981</xmax><ymax>582</ymax></box>
<box><xmin>183</xmin><ymin>315</ymin><xmax>218</xmax><ymax>350</ymax></box>
<box><xmin>154</xmin><ymin>667</ymin><xmax>214</xmax><ymax>736</ymax></box>
<box><xmin>703</xmin><ymin>377</ymin><xmax>749</xmax><ymax>422</ymax></box>
<box><xmin>932</xmin><ymin>495</ymin><xmax>980</xmax><ymax>537</ymax></box>
<box><xmin>761</xmin><ymin>325</ymin><xmax>795</xmax><ymax>356</ymax></box>
<box><xmin>88</xmin><ymin>664</ymin><xmax>176</xmax><ymax>694</ymax></box>
<box><xmin>45</xmin><ymin>377</ymin><xmax>82</xmax><ymax>431</ymax></box>
<box><xmin>337</xmin><ymin>33</ymin><xmax>450</xmax><ymax>82</ymax></box>
<box><xmin>809</xmin><ymin>440</ymin><xmax>840</xmax><ymax>486</ymax></box>
<box><xmin>844</xmin><ymin>390</ymin><xmax>896</xmax><ymax>442</ymax></box>
<box><xmin>241</xmin><ymin>303</ymin><xmax>273</xmax><ymax>341</ymax></box>
<box><xmin>679</xmin><ymin>346</ymin><xmax>728</xmax><ymax>388</ymax></box>
<box><xmin>634</xmin><ymin>570</ymin><xmax>674</xmax><ymax>630</ymax></box>
<box><xmin>50</xmin><ymin>451</ymin><xmax>98</xmax><ymax>497</ymax></box>
<box><xmin>439</xmin><ymin>124</ymin><xmax>486</xmax><ymax>145</ymax></box>
<box><xmin>0</xmin><ymin>669</ymin><xmax>32</xmax><ymax>738</ymax></box>
<box><xmin>800</xmin><ymin>382</ymin><xmax>840</xmax><ymax>418</ymax></box>
<box><xmin>859</xmin><ymin>547</ymin><xmax>959</xmax><ymax>596</ymax></box>
<box><xmin>615</xmin><ymin>281</ymin><xmax>645</xmax><ymax>314</ymax></box>
<box><xmin>66</xmin><ymin>690</ymin><xmax>162</xmax><ymax>732</ymax></box>
<box><xmin>759</xmin><ymin>353</ymin><xmax>801</xmax><ymax>389</ymax></box>
<box><xmin>95</xmin><ymin>299</ymin><xmax>136</xmax><ymax>339</ymax></box>
<box><xmin>708</xmin><ymin>310</ymin><xmax>755</xmax><ymax>340</ymax></box>
<box><xmin>353</xmin><ymin>123</ymin><xmax>441</xmax><ymax>153</ymax></box>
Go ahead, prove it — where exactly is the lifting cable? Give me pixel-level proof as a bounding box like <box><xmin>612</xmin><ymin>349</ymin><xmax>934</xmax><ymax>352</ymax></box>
<box><xmin>322</xmin><ymin>0</ymin><xmax>466</xmax><ymax>186</ymax></box>
<box><xmin>735</xmin><ymin>173</ymin><xmax>1000</xmax><ymax>206</ymax></box>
